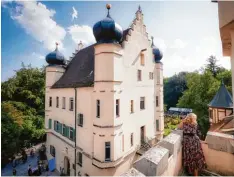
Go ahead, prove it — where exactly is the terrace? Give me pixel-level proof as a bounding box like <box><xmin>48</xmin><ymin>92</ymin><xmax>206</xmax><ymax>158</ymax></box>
<box><xmin>121</xmin><ymin>128</ymin><xmax>234</xmax><ymax>176</ymax></box>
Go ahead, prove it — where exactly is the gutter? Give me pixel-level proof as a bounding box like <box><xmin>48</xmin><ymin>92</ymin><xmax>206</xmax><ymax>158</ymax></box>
<box><xmin>74</xmin><ymin>87</ymin><xmax>77</xmax><ymax>176</ymax></box>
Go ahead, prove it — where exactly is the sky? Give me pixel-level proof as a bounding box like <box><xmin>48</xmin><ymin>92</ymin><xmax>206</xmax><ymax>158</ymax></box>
<box><xmin>1</xmin><ymin>1</ymin><xmax>231</xmax><ymax>81</ymax></box>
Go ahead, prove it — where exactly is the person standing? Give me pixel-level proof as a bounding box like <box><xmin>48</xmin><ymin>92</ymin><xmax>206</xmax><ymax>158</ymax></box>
<box><xmin>12</xmin><ymin>168</ymin><xmax>17</xmax><ymax>176</ymax></box>
<box><xmin>28</xmin><ymin>165</ymin><xmax>32</xmax><ymax>176</ymax></box>
<box><xmin>178</xmin><ymin>113</ymin><xmax>206</xmax><ymax>176</ymax></box>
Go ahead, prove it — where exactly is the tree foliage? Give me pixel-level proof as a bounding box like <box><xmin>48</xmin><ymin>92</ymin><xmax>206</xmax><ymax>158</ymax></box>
<box><xmin>164</xmin><ymin>56</ymin><xmax>232</xmax><ymax>138</ymax></box>
<box><xmin>177</xmin><ymin>71</ymin><xmax>220</xmax><ymax>137</ymax></box>
<box><xmin>164</xmin><ymin>72</ymin><xmax>188</xmax><ymax>109</ymax></box>
<box><xmin>1</xmin><ymin>64</ymin><xmax>45</xmax><ymax>166</ymax></box>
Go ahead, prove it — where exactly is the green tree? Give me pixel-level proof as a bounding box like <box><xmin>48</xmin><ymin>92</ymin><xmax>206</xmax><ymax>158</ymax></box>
<box><xmin>206</xmin><ymin>55</ymin><xmax>225</xmax><ymax>78</ymax></box>
<box><xmin>1</xmin><ymin>64</ymin><xmax>46</xmax><ymax>166</ymax></box>
<box><xmin>164</xmin><ymin>72</ymin><xmax>188</xmax><ymax>109</ymax></box>
<box><xmin>177</xmin><ymin>71</ymin><xmax>220</xmax><ymax>138</ymax></box>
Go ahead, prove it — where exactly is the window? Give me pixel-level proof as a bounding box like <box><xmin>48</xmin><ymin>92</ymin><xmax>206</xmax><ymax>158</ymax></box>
<box><xmin>69</xmin><ymin>127</ymin><xmax>74</xmax><ymax>140</ymax></box>
<box><xmin>56</xmin><ymin>97</ymin><xmax>59</xmax><ymax>108</ymax></box>
<box><xmin>137</xmin><ymin>70</ymin><xmax>142</xmax><ymax>81</ymax></box>
<box><xmin>140</xmin><ymin>53</ymin><xmax>145</xmax><ymax>66</ymax></box>
<box><xmin>130</xmin><ymin>100</ymin><xmax>134</xmax><ymax>113</ymax></box>
<box><xmin>48</xmin><ymin>119</ymin><xmax>52</xmax><ymax>129</ymax></box>
<box><xmin>70</xmin><ymin>98</ymin><xmax>74</xmax><ymax>111</ymax></box>
<box><xmin>122</xmin><ymin>135</ymin><xmax>124</xmax><ymax>152</ymax></box>
<box><xmin>56</xmin><ymin>122</ymin><xmax>62</xmax><ymax>133</ymax></box>
<box><xmin>156</xmin><ymin>96</ymin><xmax>159</xmax><ymax>107</ymax></box>
<box><xmin>149</xmin><ymin>72</ymin><xmax>153</xmax><ymax>80</ymax></box>
<box><xmin>130</xmin><ymin>133</ymin><xmax>134</xmax><ymax>147</ymax></box>
<box><xmin>156</xmin><ymin>120</ymin><xmax>159</xmax><ymax>131</ymax></box>
<box><xmin>78</xmin><ymin>114</ymin><xmax>83</xmax><ymax>127</ymax></box>
<box><xmin>54</xmin><ymin>121</ymin><xmax>58</xmax><ymax>131</ymax></box>
<box><xmin>116</xmin><ymin>99</ymin><xmax>120</xmax><ymax>117</ymax></box>
<box><xmin>140</xmin><ymin>97</ymin><xmax>145</xmax><ymax>110</ymax></box>
<box><xmin>78</xmin><ymin>152</ymin><xmax>82</xmax><ymax>167</ymax></box>
<box><xmin>62</xmin><ymin>124</ymin><xmax>66</xmax><ymax>136</ymax></box>
<box><xmin>62</xmin><ymin>97</ymin><xmax>66</xmax><ymax>109</ymax></box>
<box><xmin>105</xmin><ymin>142</ymin><xmax>111</xmax><ymax>161</ymax></box>
<box><xmin>96</xmin><ymin>100</ymin><xmax>100</xmax><ymax>118</ymax></box>
<box><xmin>209</xmin><ymin>109</ymin><xmax>213</xmax><ymax>119</ymax></box>
<box><xmin>49</xmin><ymin>97</ymin><xmax>52</xmax><ymax>107</ymax></box>
<box><xmin>50</xmin><ymin>145</ymin><xmax>55</xmax><ymax>157</ymax></box>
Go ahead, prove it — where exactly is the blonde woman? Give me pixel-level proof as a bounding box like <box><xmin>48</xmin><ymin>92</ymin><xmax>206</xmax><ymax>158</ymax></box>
<box><xmin>178</xmin><ymin>113</ymin><xmax>206</xmax><ymax>176</ymax></box>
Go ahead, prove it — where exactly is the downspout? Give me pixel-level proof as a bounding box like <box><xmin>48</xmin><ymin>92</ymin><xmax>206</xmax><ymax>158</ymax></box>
<box><xmin>74</xmin><ymin>87</ymin><xmax>77</xmax><ymax>176</ymax></box>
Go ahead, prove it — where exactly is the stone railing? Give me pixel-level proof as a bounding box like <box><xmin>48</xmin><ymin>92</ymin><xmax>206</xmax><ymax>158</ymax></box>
<box><xmin>121</xmin><ymin>130</ymin><xmax>234</xmax><ymax>176</ymax></box>
<box><xmin>202</xmin><ymin>131</ymin><xmax>234</xmax><ymax>176</ymax></box>
<box><xmin>122</xmin><ymin>130</ymin><xmax>183</xmax><ymax>176</ymax></box>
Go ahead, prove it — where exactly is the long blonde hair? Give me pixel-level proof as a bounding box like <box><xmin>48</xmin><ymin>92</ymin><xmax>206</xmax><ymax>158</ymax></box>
<box><xmin>183</xmin><ymin>113</ymin><xmax>197</xmax><ymax>125</ymax></box>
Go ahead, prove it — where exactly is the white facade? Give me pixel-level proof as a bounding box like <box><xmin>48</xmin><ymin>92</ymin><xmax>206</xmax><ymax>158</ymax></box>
<box><xmin>217</xmin><ymin>1</ymin><xmax>234</xmax><ymax>110</ymax></box>
<box><xmin>45</xmin><ymin>8</ymin><xmax>164</xmax><ymax>176</ymax></box>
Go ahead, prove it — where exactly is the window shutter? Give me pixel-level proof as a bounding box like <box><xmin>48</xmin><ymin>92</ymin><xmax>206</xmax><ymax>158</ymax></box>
<box><xmin>59</xmin><ymin>123</ymin><xmax>62</xmax><ymax>134</ymax></box>
<box><xmin>49</xmin><ymin>119</ymin><xmax>52</xmax><ymax>129</ymax></box>
<box><xmin>66</xmin><ymin>126</ymin><xmax>69</xmax><ymax>137</ymax></box>
<box><xmin>54</xmin><ymin>121</ymin><xmax>57</xmax><ymax>131</ymax></box>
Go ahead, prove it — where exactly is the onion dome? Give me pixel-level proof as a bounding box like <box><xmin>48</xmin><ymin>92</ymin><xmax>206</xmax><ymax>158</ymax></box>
<box><xmin>151</xmin><ymin>37</ymin><xmax>163</xmax><ymax>63</ymax></box>
<box><xmin>93</xmin><ymin>4</ymin><xmax>123</xmax><ymax>44</ymax></box>
<box><xmin>46</xmin><ymin>43</ymin><xmax>66</xmax><ymax>65</ymax></box>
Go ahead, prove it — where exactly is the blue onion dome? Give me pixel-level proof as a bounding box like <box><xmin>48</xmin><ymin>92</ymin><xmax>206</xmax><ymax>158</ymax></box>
<box><xmin>151</xmin><ymin>37</ymin><xmax>163</xmax><ymax>63</ymax></box>
<box><xmin>46</xmin><ymin>43</ymin><xmax>66</xmax><ymax>65</ymax></box>
<box><xmin>93</xmin><ymin>4</ymin><xmax>123</xmax><ymax>44</ymax></box>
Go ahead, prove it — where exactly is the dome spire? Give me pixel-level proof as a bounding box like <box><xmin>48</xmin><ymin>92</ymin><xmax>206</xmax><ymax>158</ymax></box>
<box><xmin>55</xmin><ymin>42</ymin><xmax>59</xmax><ymax>50</ymax></box>
<box><xmin>106</xmin><ymin>4</ymin><xmax>111</xmax><ymax>18</ymax></box>
<box><xmin>93</xmin><ymin>4</ymin><xmax>123</xmax><ymax>44</ymax></box>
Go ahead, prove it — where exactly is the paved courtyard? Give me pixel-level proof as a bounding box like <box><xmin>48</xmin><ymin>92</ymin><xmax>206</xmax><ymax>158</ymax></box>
<box><xmin>1</xmin><ymin>143</ymin><xmax>59</xmax><ymax>176</ymax></box>
<box><xmin>1</xmin><ymin>154</ymin><xmax>59</xmax><ymax>176</ymax></box>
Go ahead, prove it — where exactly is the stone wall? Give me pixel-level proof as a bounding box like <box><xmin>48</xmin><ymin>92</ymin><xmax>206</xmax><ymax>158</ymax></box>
<box><xmin>122</xmin><ymin>130</ymin><xmax>183</xmax><ymax>176</ymax></box>
<box><xmin>122</xmin><ymin>130</ymin><xmax>234</xmax><ymax>176</ymax></box>
<box><xmin>202</xmin><ymin>132</ymin><xmax>234</xmax><ymax>176</ymax></box>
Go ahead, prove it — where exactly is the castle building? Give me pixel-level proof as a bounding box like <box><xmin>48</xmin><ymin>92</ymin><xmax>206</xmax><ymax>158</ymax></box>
<box><xmin>45</xmin><ymin>5</ymin><xmax>164</xmax><ymax>176</ymax></box>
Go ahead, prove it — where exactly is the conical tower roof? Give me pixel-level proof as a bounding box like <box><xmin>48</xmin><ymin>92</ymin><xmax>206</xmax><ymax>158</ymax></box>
<box><xmin>208</xmin><ymin>81</ymin><xmax>233</xmax><ymax>108</ymax></box>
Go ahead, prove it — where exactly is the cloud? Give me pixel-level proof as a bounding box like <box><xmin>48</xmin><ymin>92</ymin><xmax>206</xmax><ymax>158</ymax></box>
<box><xmin>9</xmin><ymin>1</ymin><xmax>66</xmax><ymax>51</ymax></box>
<box><xmin>171</xmin><ymin>39</ymin><xmax>187</xmax><ymax>49</ymax></box>
<box><xmin>163</xmin><ymin>36</ymin><xmax>231</xmax><ymax>77</ymax></box>
<box><xmin>153</xmin><ymin>38</ymin><xmax>167</xmax><ymax>53</ymax></box>
<box><xmin>32</xmin><ymin>52</ymin><xmax>44</xmax><ymax>60</ymax></box>
<box><xmin>67</xmin><ymin>25</ymin><xmax>95</xmax><ymax>46</ymax></box>
<box><xmin>71</xmin><ymin>6</ymin><xmax>78</xmax><ymax>21</ymax></box>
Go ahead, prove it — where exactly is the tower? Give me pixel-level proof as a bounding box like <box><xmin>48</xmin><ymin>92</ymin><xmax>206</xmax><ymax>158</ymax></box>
<box><xmin>92</xmin><ymin>4</ymin><xmax>124</xmax><ymax>164</ymax></box>
<box><xmin>45</xmin><ymin>43</ymin><xmax>66</xmax><ymax>127</ymax></box>
<box><xmin>152</xmin><ymin>37</ymin><xmax>164</xmax><ymax>141</ymax></box>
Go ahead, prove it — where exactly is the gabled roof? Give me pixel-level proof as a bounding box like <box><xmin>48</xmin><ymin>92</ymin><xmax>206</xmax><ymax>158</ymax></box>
<box><xmin>52</xmin><ymin>29</ymin><xmax>131</xmax><ymax>89</ymax></box>
<box><xmin>208</xmin><ymin>82</ymin><xmax>233</xmax><ymax>108</ymax></box>
<box><xmin>52</xmin><ymin>44</ymin><xmax>95</xmax><ymax>88</ymax></box>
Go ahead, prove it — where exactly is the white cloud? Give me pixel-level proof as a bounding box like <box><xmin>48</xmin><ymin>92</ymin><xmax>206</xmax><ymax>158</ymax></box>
<box><xmin>163</xmin><ymin>36</ymin><xmax>231</xmax><ymax>77</ymax></box>
<box><xmin>171</xmin><ymin>39</ymin><xmax>187</xmax><ymax>49</ymax></box>
<box><xmin>153</xmin><ymin>38</ymin><xmax>167</xmax><ymax>53</ymax></box>
<box><xmin>32</xmin><ymin>52</ymin><xmax>44</xmax><ymax>60</ymax></box>
<box><xmin>71</xmin><ymin>6</ymin><xmax>78</xmax><ymax>21</ymax></box>
<box><xmin>10</xmin><ymin>1</ymin><xmax>66</xmax><ymax>51</ymax></box>
<box><xmin>67</xmin><ymin>25</ymin><xmax>95</xmax><ymax>46</ymax></box>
